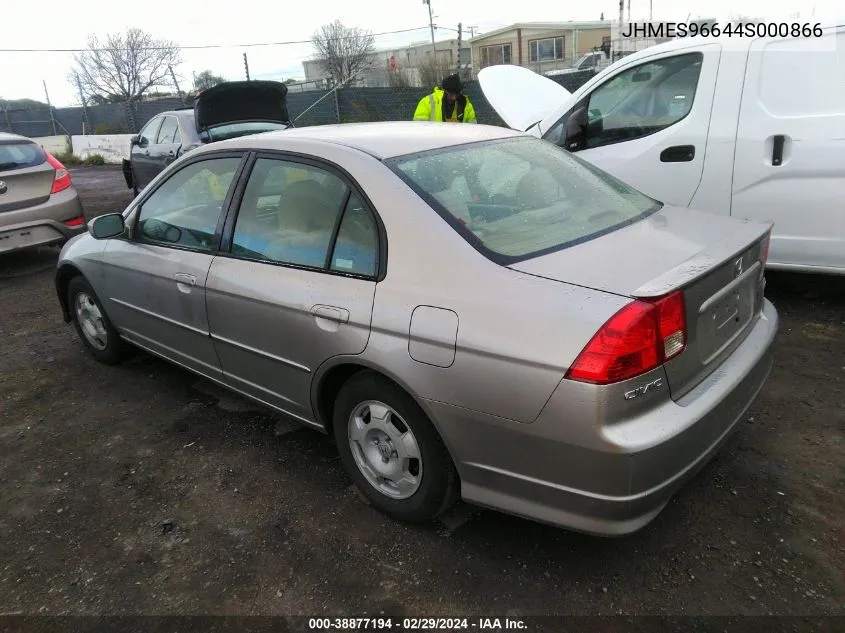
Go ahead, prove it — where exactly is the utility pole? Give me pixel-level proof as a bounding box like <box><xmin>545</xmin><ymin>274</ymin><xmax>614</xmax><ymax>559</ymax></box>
<box><xmin>243</xmin><ymin>52</ymin><xmax>251</xmax><ymax>81</ymax></box>
<box><xmin>617</xmin><ymin>0</ymin><xmax>625</xmax><ymax>61</ymax></box>
<box><xmin>42</xmin><ymin>80</ymin><xmax>57</xmax><ymax>136</ymax></box>
<box><xmin>650</xmin><ymin>0</ymin><xmax>653</xmax><ymax>21</ymax></box>
<box><xmin>423</xmin><ymin>0</ymin><xmax>436</xmax><ymax>58</ymax></box>
<box><xmin>74</xmin><ymin>72</ymin><xmax>91</xmax><ymax>135</ymax></box>
<box><xmin>466</xmin><ymin>25</ymin><xmax>478</xmax><ymax>76</ymax></box>
<box><xmin>169</xmin><ymin>65</ymin><xmax>186</xmax><ymax>106</ymax></box>
<box><xmin>627</xmin><ymin>0</ymin><xmax>631</xmax><ymax>22</ymax></box>
<box><xmin>457</xmin><ymin>23</ymin><xmax>463</xmax><ymax>74</ymax></box>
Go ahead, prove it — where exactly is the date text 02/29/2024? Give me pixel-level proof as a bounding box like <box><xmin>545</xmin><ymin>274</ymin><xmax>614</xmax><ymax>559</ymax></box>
<box><xmin>308</xmin><ymin>617</ymin><xmax>528</xmax><ymax>631</ymax></box>
<box><xmin>621</xmin><ymin>22</ymin><xmax>826</xmax><ymax>39</ymax></box>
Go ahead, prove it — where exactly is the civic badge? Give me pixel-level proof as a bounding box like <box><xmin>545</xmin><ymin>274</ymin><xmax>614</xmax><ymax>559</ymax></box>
<box><xmin>0</xmin><ymin>181</ymin><xmax>8</xmax><ymax>195</ymax></box>
<box><xmin>734</xmin><ymin>256</ymin><xmax>744</xmax><ymax>278</ymax></box>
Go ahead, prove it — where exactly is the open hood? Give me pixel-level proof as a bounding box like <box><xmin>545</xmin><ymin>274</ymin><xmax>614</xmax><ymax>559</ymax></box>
<box><xmin>194</xmin><ymin>80</ymin><xmax>291</xmax><ymax>131</ymax></box>
<box><xmin>477</xmin><ymin>65</ymin><xmax>573</xmax><ymax>132</ymax></box>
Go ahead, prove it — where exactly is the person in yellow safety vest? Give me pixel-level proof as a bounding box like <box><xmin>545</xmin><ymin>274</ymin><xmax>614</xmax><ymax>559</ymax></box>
<box><xmin>413</xmin><ymin>74</ymin><xmax>477</xmax><ymax>124</ymax></box>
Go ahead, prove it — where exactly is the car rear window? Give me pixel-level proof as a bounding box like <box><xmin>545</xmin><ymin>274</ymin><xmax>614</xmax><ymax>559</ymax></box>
<box><xmin>388</xmin><ymin>136</ymin><xmax>661</xmax><ymax>264</ymax></box>
<box><xmin>0</xmin><ymin>142</ymin><xmax>46</xmax><ymax>172</ymax></box>
<box><xmin>199</xmin><ymin>122</ymin><xmax>288</xmax><ymax>143</ymax></box>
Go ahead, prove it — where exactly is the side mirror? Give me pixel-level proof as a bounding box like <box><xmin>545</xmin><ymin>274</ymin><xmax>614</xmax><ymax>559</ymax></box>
<box><xmin>89</xmin><ymin>213</ymin><xmax>125</xmax><ymax>239</ymax></box>
<box><xmin>563</xmin><ymin>106</ymin><xmax>588</xmax><ymax>151</ymax></box>
<box><xmin>130</xmin><ymin>135</ymin><xmax>140</xmax><ymax>146</ymax></box>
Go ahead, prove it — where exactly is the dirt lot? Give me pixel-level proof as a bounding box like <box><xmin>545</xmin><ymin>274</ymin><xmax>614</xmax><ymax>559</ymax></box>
<box><xmin>0</xmin><ymin>166</ymin><xmax>843</xmax><ymax>617</ymax></box>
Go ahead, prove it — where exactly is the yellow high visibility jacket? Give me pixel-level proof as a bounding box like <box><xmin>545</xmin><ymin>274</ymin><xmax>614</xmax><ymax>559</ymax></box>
<box><xmin>413</xmin><ymin>87</ymin><xmax>477</xmax><ymax>123</ymax></box>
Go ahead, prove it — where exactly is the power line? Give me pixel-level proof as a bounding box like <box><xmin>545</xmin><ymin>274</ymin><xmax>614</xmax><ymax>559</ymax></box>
<box><xmin>0</xmin><ymin>25</ymin><xmax>440</xmax><ymax>53</ymax></box>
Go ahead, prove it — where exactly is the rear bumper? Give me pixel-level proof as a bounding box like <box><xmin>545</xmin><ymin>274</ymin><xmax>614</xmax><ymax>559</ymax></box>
<box><xmin>426</xmin><ymin>299</ymin><xmax>779</xmax><ymax>536</ymax></box>
<box><xmin>0</xmin><ymin>188</ymin><xmax>85</xmax><ymax>254</ymax></box>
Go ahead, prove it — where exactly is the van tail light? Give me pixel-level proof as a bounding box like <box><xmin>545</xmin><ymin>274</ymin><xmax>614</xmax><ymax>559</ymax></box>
<box><xmin>565</xmin><ymin>290</ymin><xmax>687</xmax><ymax>385</ymax></box>
<box><xmin>45</xmin><ymin>152</ymin><xmax>72</xmax><ymax>194</ymax></box>
<box><xmin>759</xmin><ymin>232</ymin><xmax>771</xmax><ymax>265</ymax></box>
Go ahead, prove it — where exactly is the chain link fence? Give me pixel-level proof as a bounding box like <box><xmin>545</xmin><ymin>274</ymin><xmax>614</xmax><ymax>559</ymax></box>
<box><xmin>0</xmin><ymin>71</ymin><xmax>595</xmax><ymax>138</ymax></box>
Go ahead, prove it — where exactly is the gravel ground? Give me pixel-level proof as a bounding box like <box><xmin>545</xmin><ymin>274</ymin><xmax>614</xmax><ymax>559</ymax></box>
<box><xmin>0</xmin><ymin>166</ymin><xmax>842</xmax><ymax>618</ymax></box>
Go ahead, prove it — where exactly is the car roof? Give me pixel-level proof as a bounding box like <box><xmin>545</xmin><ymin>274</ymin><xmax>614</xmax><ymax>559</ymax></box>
<box><xmin>213</xmin><ymin>121</ymin><xmax>524</xmax><ymax>159</ymax></box>
<box><xmin>0</xmin><ymin>131</ymin><xmax>36</xmax><ymax>143</ymax></box>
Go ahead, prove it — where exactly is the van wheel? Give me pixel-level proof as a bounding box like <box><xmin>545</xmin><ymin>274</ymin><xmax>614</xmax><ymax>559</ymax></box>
<box><xmin>333</xmin><ymin>371</ymin><xmax>459</xmax><ymax>523</ymax></box>
<box><xmin>67</xmin><ymin>276</ymin><xmax>129</xmax><ymax>365</ymax></box>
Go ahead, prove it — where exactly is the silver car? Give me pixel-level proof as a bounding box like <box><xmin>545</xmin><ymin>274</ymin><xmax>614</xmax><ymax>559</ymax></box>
<box><xmin>55</xmin><ymin>122</ymin><xmax>778</xmax><ymax>536</ymax></box>
<box><xmin>1</xmin><ymin>132</ymin><xmax>85</xmax><ymax>254</ymax></box>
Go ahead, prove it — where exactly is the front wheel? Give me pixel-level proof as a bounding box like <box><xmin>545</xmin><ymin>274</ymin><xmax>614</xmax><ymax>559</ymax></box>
<box><xmin>67</xmin><ymin>276</ymin><xmax>130</xmax><ymax>365</ymax></box>
<box><xmin>333</xmin><ymin>371</ymin><xmax>459</xmax><ymax>523</ymax></box>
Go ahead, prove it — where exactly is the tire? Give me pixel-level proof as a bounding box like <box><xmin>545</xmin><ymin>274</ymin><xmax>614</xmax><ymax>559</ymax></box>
<box><xmin>333</xmin><ymin>371</ymin><xmax>459</xmax><ymax>523</ymax></box>
<box><xmin>67</xmin><ymin>276</ymin><xmax>130</xmax><ymax>365</ymax></box>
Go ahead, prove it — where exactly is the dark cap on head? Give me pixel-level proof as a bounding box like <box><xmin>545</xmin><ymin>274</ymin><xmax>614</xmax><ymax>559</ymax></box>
<box><xmin>441</xmin><ymin>74</ymin><xmax>463</xmax><ymax>94</ymax></box>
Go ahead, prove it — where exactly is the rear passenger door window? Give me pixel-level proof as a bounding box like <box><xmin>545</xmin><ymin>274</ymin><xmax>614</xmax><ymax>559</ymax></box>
<box><xmin>231</xmin><ymin>158</ymin><xmax>379</xmax><ymax>276</ymax></box>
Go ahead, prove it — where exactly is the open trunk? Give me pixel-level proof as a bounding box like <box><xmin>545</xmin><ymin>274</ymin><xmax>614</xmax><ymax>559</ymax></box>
<box><xmin>194</xmin><ymin>80</ymin><xmax>292</xmax><ymax>132</ymax></box>
<box><xmin>510</xmin><ymin>205</ymin><xmax>771</xmax><ymax>400</ymax></box>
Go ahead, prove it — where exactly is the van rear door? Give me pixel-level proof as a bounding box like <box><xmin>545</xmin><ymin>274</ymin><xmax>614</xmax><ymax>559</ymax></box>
<box><xmin>730</xmin><ymin>26</ymin><xmax>845</xmax><ymax>273</ymax></box>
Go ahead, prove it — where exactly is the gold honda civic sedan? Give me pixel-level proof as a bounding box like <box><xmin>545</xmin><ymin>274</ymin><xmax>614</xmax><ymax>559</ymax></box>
<box><xmin>55</xmin><ymin>122</ymin><xmax>778</xmax><ymax>536</ymax></box>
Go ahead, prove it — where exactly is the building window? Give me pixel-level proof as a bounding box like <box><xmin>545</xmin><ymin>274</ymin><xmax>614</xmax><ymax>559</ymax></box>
<box><xmin>529</xmin><ymin>37</ymin><xmax>565</xmax><ymax>62</ymax></box>
<box><xmin>480</xmin><ymin>44</ymin><xmax>512</xmax><ymax>68</ymax></box>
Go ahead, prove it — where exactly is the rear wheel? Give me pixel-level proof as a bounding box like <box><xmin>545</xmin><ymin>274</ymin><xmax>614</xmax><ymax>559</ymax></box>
<box><xmin>333</xmin><ymin>371</ymin><xmax>459</xmax><ymax>523</ymax></box>
<box><xmin>67</xmin><ymin>276</ymin><xmax>129</xmax><ymax>365</ymax></box>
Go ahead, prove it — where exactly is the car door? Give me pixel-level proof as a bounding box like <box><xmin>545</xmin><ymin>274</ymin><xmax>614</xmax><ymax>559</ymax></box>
<box><xmin>542</xmin><ymin>45</ymin><xmax>721</xmax><ymax>208</ymax></box>
<box><xmin>149</xmin><ymin>115</ymin><xmax>183</xmax><ymax>178</ymax></box>
<box><xmin>205</xmin><ymin>155</ymin><xmax>379</xmax><ymax>423</ymax></box>
<box><xmin>101</xmin><ymin>153</ymin><xmax>247</xmax><ymax>376</ymax></box>
<box><xmin>731</xmin><ymin>27</ymin><xmax>845</xmax><ymax>272</ymax></box>
<box><xmin>131</xmin><ymin>116</ymin><xmax>163</xmax><ymax>190</ymax></box>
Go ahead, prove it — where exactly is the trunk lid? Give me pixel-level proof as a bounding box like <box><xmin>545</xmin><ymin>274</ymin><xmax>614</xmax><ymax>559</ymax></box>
<box><xmin>476</xmin><ymin>65</ymin><xmax>572</xmax><ymax>132</ymax></box>
<box><xmin>510</xmin><ymin>205</ymin><xmax>771</xmax><ymax>399</ymax></box>
<box><xmin>0</xmin><ymin>138</ymin><xmax>54</xmax><ymax>213</ymax></box>
<box><xmin>194</xmin><ymin>80</ymin><xmax>292</xmax><ymax>132</ymax></box>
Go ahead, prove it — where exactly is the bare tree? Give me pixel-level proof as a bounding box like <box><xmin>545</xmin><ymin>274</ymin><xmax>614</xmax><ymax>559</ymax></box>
<box><xmin>69</xmin><ymin>28</ymin><xmax>182</xmax><ymax>104</ymax></box>
<box><xmin>193</xmin><ymin>70</ymin><xmax>226</xmax><ymax>92</ymax></box>
<box><xmin>312</xmin><ymin>20</ymin><xmax>376</xmax><ymax>86</ymax></box>
<box><xmin>418</xmin><ymin>55</ymin><xmax>455</xmax><ymax>89</ymax></box>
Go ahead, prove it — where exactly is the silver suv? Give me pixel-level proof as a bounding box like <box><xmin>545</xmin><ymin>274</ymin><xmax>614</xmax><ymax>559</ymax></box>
<box><xmin>0</xmin><ymin>132</ymin><xmax>85</xmax><ymax>254</ymax></box>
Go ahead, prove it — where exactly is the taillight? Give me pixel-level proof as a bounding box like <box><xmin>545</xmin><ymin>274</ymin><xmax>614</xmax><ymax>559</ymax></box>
<box><xmin>759</xmin><ymin>232</ymin><xmax>771</xmax><ymax>265</ymax></box>
<box><xmin>566</xmin><ymin>290</ymin><xmax>687</xmax><ymax>385</ymax></box>
<box><xmin>45</xmin><ymin>152</ymin><xmax>72</xmax><ymax>194</ymax></box>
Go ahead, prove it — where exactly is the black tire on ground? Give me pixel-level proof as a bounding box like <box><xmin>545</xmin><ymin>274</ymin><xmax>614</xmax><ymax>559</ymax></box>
<box><xmin>333</xmin><ymin>370</ymin><xmax>460</xmax><ymax>523</ymax></box>
<box><xmin>67</xmin><ymin>275</ymin><xmax>130</xmax><ymax>365</ymax></box>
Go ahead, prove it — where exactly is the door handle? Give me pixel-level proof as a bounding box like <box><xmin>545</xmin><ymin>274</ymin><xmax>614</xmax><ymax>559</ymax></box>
<box><xmin>311</xmin><ymin>305</ymin><xmax>349</xmax><ymax>323</ymax></box>
<box><xmin>660</xmin><ymin>145</ymin><xmax>696</xmax><ymax>162</ymax></box>
<box><xmin>771</xmin><ymin>134</ymin><xmax>785</xmax><ymax>166</ymax></box>
<box><xmin>174</xmin><ymin>273</ymin><xmax>196</xmax><ymax>286</ymax></box>
<box><xmin>168</xmin><ymin>150</ymin><xmax>175</xmax><ymax>157</ymax></box>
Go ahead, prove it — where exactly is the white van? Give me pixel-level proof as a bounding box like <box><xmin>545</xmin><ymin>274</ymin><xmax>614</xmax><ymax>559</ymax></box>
<box><xmin>479</xmin><ymin>24</ymin><xmax>845</xmax><ymax>274</ymax></box>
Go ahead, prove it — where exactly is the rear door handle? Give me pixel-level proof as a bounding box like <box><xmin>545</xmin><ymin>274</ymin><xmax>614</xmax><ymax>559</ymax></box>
<box><xmin>660</xmin><ymin>145</ymin><xmax>696</xmax><ymax>162</ymax></box>
<box><xmin>174</xmin><ymin>273</ymin><xmax>196</xmax><ymax>286</ymax></box>
<box><xmin>772</xmin><ymin>134</ymin><xmax>785</xmax><ymax>166</ymax></box>
<box><xmin>311</xmin><ymin>305</ymin><xmax>349</xmax><ymax>323</ymax></box>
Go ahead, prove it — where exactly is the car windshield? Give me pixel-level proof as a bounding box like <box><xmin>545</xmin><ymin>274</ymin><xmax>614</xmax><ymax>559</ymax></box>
<box><xmin>0</xmin><ymin>142</ymin><xmax>46</xmax><ymax>172</ymax></box>
<box><xmin>199</xmin><ymin>121</ymin><xmax>288</xmax><ymax>143</ymax></box>
<box><xmin>389</xmin><ymin>136</ymin><xmax>661</xmax><ymax>263</ymax></box>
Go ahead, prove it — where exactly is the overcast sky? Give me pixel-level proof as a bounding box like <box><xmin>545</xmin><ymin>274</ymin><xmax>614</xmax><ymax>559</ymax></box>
<box><xmin>2</xmin><ymin>0</ymin><xmax>841</xmax><ymax>107</ymax></box>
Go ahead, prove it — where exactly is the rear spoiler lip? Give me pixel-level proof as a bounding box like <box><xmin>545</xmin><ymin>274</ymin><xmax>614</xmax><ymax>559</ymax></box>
<box><xmin>632</xmin><ymin>220</ymin><xmax>773</xmax><ymax>299</ymax></box>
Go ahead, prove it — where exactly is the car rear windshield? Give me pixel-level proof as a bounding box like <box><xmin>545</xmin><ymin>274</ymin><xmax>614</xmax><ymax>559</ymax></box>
<box><xmin>388</xmin><ymin>136</ymin><xmax>661</xmax><ymax>264</ymax></box>
<box><xmin>0</xmin><ymin>141</ymin><xmax>46</xmax><ymax>172</ymax></box>
<box><xmin>199</xmin><ymin>121</ymin><xmax>288</xmax><ymax>143</ymax></box>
